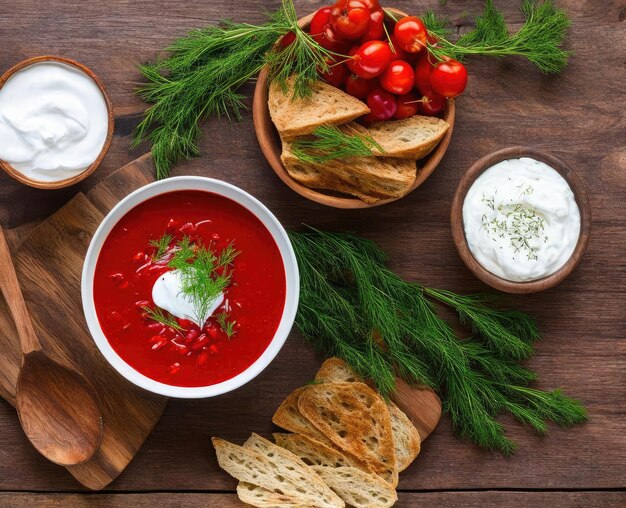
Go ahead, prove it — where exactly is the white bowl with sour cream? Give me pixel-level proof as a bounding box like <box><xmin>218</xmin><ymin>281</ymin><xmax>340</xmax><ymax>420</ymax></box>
<box><xmin>451</xmin><ymin>147</ymin><xmax>590</xmax><ymax>294</ymax></box>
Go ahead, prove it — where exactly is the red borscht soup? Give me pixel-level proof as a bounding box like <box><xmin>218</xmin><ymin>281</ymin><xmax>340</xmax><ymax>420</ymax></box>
<box><xmin>93</xmin><ymin>190</ymin><xmax>287</xmax><ymax>387</ymax></box>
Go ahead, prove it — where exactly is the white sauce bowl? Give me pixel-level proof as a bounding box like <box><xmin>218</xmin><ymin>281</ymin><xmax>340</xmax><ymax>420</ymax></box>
<box><xmin>81</xmin><ymin>176</ymin><xmax>299</xmax><ymax>398</ymax></box>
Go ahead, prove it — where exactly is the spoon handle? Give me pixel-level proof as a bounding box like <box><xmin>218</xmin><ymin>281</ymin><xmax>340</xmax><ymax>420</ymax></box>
<box><xmin>0</xmin><ymin>228</ymin><xmax>41</xmax><ymax>355</ymax></box>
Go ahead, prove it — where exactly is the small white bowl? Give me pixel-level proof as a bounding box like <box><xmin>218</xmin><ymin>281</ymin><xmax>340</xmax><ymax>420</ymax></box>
<box><xmin>82</xmin><ymin>176</ymin><xmax>299</xmax><ymax>398</ymax></box>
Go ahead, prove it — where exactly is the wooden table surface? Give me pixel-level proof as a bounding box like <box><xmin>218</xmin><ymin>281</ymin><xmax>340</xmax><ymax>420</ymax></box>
<box><xmin>0</xmin><ymin>0</ymin><xmax>624</xmax><ymax>506</ymax></box>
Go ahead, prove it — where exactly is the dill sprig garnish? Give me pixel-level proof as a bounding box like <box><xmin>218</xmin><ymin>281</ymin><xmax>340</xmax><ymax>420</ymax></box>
<box><xmin>168</xmin><ymin>237</ymin><xmax>239</xmax><ymax>327</ymax></box>
<box><xmin>216</xmin><ymin>312</ymin><xmax>237</xmax><ymax>339</ymax></box>
<box><xmin>289</xmin><ymin>228</ymin><xmax>586</xmax><ymax>454</ymax></box>
<box><xmin>149</xmin><ymin>233</ymin><xmax>173</xmax><ymax>261</ymax></box>
<box><xmin>133</xmin><ymin>0</ymin><xmax>337</xmax><ymax>179</ymax></box>
<box><xmin>425</xmin><ymin>0</ymin><xmax>570</xmax><ymax>74</ymax></box>
<box><xmin>480</xmin><ymin>189</ymin><xmax>547</xmax><ymax>261</ymax></box>
<box><xmin>292</xmin><ymin>125</ymin><xmax>385</xmax><ymax>164</ymax></box>
<box><xmin>142</xmin><ymin>306</ymin><xmax>184</xmax><ymax>332</ymax></box>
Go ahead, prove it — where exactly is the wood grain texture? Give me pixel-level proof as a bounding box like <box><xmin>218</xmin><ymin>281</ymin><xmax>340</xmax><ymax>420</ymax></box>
<box><xmin>0</xmin><ymin>0</ymin><xmax>624</xmax><ymax>502</ymax></box>
<box><xmin>0</xmin><ymin>491</ymin><xmax>624</xmax><ymax>507</ymax></box>
<box><xmin>0</xmin><ymin>191</ymin><xmax>165</xmax><ymax>489</ymax></box>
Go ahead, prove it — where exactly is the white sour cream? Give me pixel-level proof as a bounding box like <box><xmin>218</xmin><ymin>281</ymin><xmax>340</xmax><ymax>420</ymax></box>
<box><xmin>462</xmin><ymin>157</ymin><xmax>580</xmax><ymax>282</ymax></box>
<box><xmin>152</xmin><ymin>270</ymin><xmax>224</xmax><ymax>328</ymax></box>
<box><xmin>0</xmin><ymin>62</ymin><xmax>109</xmax><ymax>182</ymax></box>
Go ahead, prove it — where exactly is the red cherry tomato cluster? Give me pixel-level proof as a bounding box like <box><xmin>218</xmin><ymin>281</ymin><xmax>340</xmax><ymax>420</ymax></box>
<box><xmin>309</xmin><ymin>2</ymin><xmax>468</xmax><ymax>123</ymax></box>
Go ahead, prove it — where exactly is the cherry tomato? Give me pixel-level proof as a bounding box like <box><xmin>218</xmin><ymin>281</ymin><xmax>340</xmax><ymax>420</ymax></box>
<box><xmin>361</xmin><ymin>8</ymin><xmax>384</xmax><ymax>42</ymax></box>
<box><xmin>279</xmin><ymin>31</ymin><xmax>296</xmax><ymax>48</ymax></box>
<box><xmin>330</xmin><ymin>0</ymin><xmax>371</xmax><ymax>40</ymax></box>
<box><xmin>345</xmin><ymin>75</ymin><xmax>377</xmax><ymax>99</ymax></box>
<box><xmin>394</xmin><ymin>16</ymin><xmax>428</xmax><ymax>54</ymax></box>
<box><xmin>394</xmin><ymin>92</ymin><xmax>420</xmax><ymax>119</ymax></box>
<box><xmin>430</xmin><ymin>57</ymin><xmax>468</xmax><ymax>98</ymax></box>
<box><xmin>347</xmin><ymin>40</ymin><xmax>392</xmax><ymax>79</ymax></box>
<box><xmin>310</xmin><ymin>7</ymin><xmax>346</xmax><ymax>52</ymax></box>
<box><xmin>367</xmin><ymin>88</ymin><xmax>397</xmax><ymax>120</ymax></box>
<box><xmin>414</xmin><ymin>53</ymin><xmax>434</xmax><ymax>94</ymax></box>
<box><xmin>380</xmin><ymin>60</ymin><xmax>415</xmax><ymax>95</ymax></box>
<box><xmin>420</xmin><ymin>90</ymin><xmax>446</xmax><ymax>116</ymax></box>
<box><xmin>359</xmin><ymin>0</ymin><xmax>380</xmax><ymax>9</ymax></box>
<box><xmin>320</xmin><ymin>60</ymin><xmax>348</xmax><ymax>87</ymax></box>
<box><xmin>389</xmin><ymin>35</ymin><xmax>409</xmax><ymax>61</ymax></box>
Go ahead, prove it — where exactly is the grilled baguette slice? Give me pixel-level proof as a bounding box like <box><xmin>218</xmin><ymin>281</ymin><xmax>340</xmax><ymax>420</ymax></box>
<box><xmin>272</xmin><ymin>387</ymin><xmax>336</xmax><ymax>448</ymax></box>
<box><xmin>365</xmin><ymin>115</ymin><xmax>449</xmax><ymax>159</ymax></box>
<box><xmin>273</xmin><ymin>433</ymin><xmax>371</xmax><ymax>472</ymax></box>
<box><xmin>212</xmin><ymin>436</ymin><xmax>343</xmax><ymax>508</ymax></box>
<box><xmin>269</xmin><ymin>77</ymin><xmax>370</xmax><ymax>140</ymax></box>
<box><xmin>297</xmin><ymin>382</ymin><xmax>398</xmax><ymax>486</ymax></box>
<box><xmin>314</xmin><ymin>358</ymin><xmax>421</xmax><ymax>471</ymax></box>
<box><xmin>237</xmin><ymin>482</ymin><xmax>310</xmax><ymax>507</ymax></box>
<box><xmin>281</xmin><ymin>140</ymin><xmax>416</xmax><ymax>202</ymax></box>
<box><xmin>311</xmin><ymin>466</ymin><xmax>398</xmax><ymax>508</ymax></box>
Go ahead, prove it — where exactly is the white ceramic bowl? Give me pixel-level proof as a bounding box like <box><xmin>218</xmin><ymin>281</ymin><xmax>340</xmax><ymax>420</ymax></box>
<box><xmin>82</xmin><ymin>176</ymin><xmax>299</xmax><ymax>398</ymax></box>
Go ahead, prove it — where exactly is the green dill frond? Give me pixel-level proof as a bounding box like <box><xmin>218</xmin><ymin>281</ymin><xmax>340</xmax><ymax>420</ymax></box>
<box><xmin>290</xmin><ymin>228</ymin><xmax>586</xmax><ymax>454</ymax></box>
<box><xmin>142</xmin><ymin>306</ymin><xmax>184</xmax><ymax>332</ymax></box>
<box><xmin>167</xmin><ymin>236</ymin><xmax>239</xmax><ymax>327</ymax></box>
<box><xmin>292</xmin><ymin>125</ymin><xmax>384</xmax><ymax>164</ymax></box>
<box><xmin>216</xmin><ymin>312</ymin><xmax>237</xmax><ymax>338</ymax></box>
<box><xmin>422</xmin><ymin>10</ymin><xmax>450</xmax><ymax>39</ymax></box>
<box><xmin>150</xmin><ymin>233</ymin><xmax>174</xmax><ymax>261</ymax></box>
<box><xmin>432</xmin><ymin>0</ymin><xmax>570</xmax><ymax>73</ymax></box>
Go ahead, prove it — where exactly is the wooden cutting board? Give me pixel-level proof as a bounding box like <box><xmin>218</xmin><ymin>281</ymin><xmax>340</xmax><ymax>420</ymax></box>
<box><xmin>0</xmin><ymin>154</ymin><xmax>164</xmax><ymax>490</ymax></box>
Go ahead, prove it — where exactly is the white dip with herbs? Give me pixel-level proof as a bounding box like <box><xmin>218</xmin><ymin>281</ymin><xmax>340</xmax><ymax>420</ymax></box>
<box><xmin>462</xmin><ymin>157</ymin><xmax>580</xmax><ymax>282</ymax></box>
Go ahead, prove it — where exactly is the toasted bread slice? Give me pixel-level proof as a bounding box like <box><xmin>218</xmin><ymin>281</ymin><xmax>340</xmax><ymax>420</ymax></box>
<box><xmin>272</xmin><ymin>387</ymin><xmax>336</xmax><ymax>448</ymax></box>
<box><xmin>237</xmin><ymin>482</ymin><xmax>310</xmax><ymax>507</ymax></box>
<box><xmin>297</xmin><ymin>382</ymin><xmax>398</xmax><ymax>486</ymax></box>
<box><xmin>314</xmin><ymin>358</ymin><xmax>421</xmax><ymax>472</ymax></box>
<box><xmin>388</xmin><ymin>402</ymin><xmax>421</xmax><ymax>471</ymax></box>
<box><xmin>365</xmin><ymin>115</ymin><xmax>449</xmax><ymax>159</ymax></box>
<box><xmin>281</xmin><ymin>141</ymin><xmax>416</xmax><ymax>202</ymax></box>
<box><xmin>269</xmin><ymin>77</ymin><xmax>370</xmax><ymax>140</ymax></box>
<box><xmin>273</xmin><ymin>433</ymin><xmax>373</xmax><ymax>474</ymax></box>
<box><xmin>315</xmin><ymin>358</ymin><xmax>364</xmax><ymax>384</ymax></box>
<box><xmin>212</xmin><ymin>437</ymin><xmax>343</xmax><ymax>508</ymax></box>
<box><xmin>311</xmin><ymin>466</ymin><xmax>398</xmax><ymax>508</ymax></box>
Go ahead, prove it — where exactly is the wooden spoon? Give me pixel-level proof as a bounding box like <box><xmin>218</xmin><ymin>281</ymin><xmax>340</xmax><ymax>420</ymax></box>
<box><xmin>0</xmin><ymin>228</ymin><xmax>103</xmax><ymax>465</ymax></box>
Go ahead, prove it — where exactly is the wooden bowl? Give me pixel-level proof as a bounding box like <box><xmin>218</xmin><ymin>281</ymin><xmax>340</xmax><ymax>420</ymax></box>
<box><xmin>0</xmin><ymin>56</ymin><xmax>114</xmax><ymax>190</ymax></box>
<box><xmin>451</xmin><ymin>147</ymin><xmax>591</xmax><ymax>294</ymax></box>
<box><xmin>253</xmin><ymin>9</ymin><xmax>455</xmax><ymax>209</ymax></box>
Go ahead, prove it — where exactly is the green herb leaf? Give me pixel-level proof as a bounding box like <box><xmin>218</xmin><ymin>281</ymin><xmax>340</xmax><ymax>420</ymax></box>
<box><xmin>168</xmin><ymin>236</ymin><xmax>239</xmax><ymax>327</ymax></box>
<box><xmin>216</xmin><ymin>312</ymin><xmax>237</xmax><ymax>339</ymax></box>
<box><xmin>142</xmin><ymin>306</ymin><xmax>184</xmax><ymax>332</ymax></box>
<box><xmin>289</xmin><ymin>228</ymin><xmax>586</xmax><ymax>454</ymax></box>
<box><xmin>150</xmin><ymin>233</ymin><xmax>174</xmax><ymax>261</ymax></box>
<box><xmin>292</xmin><ymin>125</ymin><xmax>384</xmax><ymax>164</ymax></box>
<box><xmin>430</xmin><ymin>0</ymin><xmax>571</xmax><ymax>74</ymax></box>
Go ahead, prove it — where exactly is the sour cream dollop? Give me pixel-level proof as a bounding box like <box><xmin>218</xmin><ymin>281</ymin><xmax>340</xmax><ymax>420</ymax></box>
<box><xmin>462</xmin><ymin>157</ymin><xmax>580</xmax><ymax>282</ymax></box>
<box><xmin>0</xmin><ymin>61</ymin><xmax>109</xmax><ymax>182</ymax></box>
<box><xmin>152</xmin><ymin>270</ymin><xmax>224</xmax><ymax>328</ymax></box>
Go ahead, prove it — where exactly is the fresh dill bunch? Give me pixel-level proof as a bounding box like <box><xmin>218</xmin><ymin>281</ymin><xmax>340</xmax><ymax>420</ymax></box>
<box><xmin>430</xmin><ymin>0</ymin><xmax>571</xmax><ymax>74</ymax></box>
<box><xmin>168</xmin><ymin>236</ymin><xmax>239</xmax><ymax>326</ymax></box>
<box><xmin>289</xmin><ymin>228</ymin><xmax>586</xmax><ymax>454</ymax></box>
<box><xmin>292</xmin><ymin>125</ymin><xmax>384</xmax><ymax>164</ymax></box>
<box><xmin>421</xmin><ymin>10</ymin><xmax>450</xmax><ymax>40</ymax></box>
<box><xmin>133</xmin><ymin>0</ymin><xmax>338</xmax><ymax>179</ymax></box>
<box><xmin>142</xmin><ymin>306</ymin><xmax>184</xmax><ymax>332</ymax></box>
<box><xmin>149</xmin><ymin>233</ymin><xmax>173</xmax><ymax>261</ymax></box>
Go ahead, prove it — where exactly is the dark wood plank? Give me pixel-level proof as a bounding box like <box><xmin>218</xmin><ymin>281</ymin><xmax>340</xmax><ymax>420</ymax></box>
<box><xmin>0</xmin><ymin>0</ymin><xmax>624</xmax><ymax>496</ymax></box>
<box><xmin>0</xmin><ymin>491</ymin><xmax>624</xmax><ymax>507</ymax></box>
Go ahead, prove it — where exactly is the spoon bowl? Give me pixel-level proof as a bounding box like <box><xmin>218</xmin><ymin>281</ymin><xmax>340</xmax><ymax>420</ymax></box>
<box><xmin>16</xmin><ymin>351</ymin><xmax>103</xmax><ymax>465</ymax></box>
